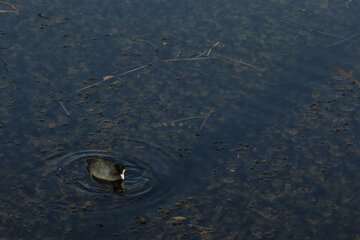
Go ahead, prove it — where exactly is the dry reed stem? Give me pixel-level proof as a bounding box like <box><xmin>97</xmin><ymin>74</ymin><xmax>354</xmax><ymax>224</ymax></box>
<box><xmin>0</xmin><ymin>1</ymin><xmax>19</xmax><ymax>14</ymax></box>
<box><xmin>59</xmin><ymin>101</ymin><xmax>71</xmax><ymax>116</ymax></box>
<box><xmin>224</xmin><ymin>56</ymin><xmax>259</xmax><ymax>69</ymax></box>
<box><xmin>198</xmin><ymin>107</ymin><xmax>215</xmax><ymax>132</ymax></box>
<box><xmin>76</xmin><ymin>64</ymin><xmax>148</xmax><ymax>92</ymax></box>
<box><xmin>326</xmin><ymin>32</ymin><xmax>360</xmax><ymax>48</ymax></box>
<box><xmin>161</xmin><ymin>57</ymin><xmax>213</xmax><ymax>62</ymax></box>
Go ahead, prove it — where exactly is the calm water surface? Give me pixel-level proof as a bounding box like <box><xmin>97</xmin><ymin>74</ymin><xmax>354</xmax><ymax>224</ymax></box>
<box><xmin>0</xmin><ymin>0</ymin><xmax>359</xmax><ymax>239</ymax></box>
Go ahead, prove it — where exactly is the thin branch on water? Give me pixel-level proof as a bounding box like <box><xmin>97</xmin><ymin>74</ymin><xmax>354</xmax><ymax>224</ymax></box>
<box><xmin>316</xmin><ymin>31</ymin><xmax>355</xmax><ymax>41</ymax></box>
<box><xmin>195</xmin><ymin>50</ymin><xmax>208</xmax><ymax>58</ymax></box>
<box><xmin>224</xmin><ymin>56</ymin><xmax>260</xmax><ymax>69</ymax></box>
<box><xmin>279</xmin><ymin>18</ymin><xmax>359</xmax><ymax>48</ymax></box>
<box><xmin>38</xmin><ymin>13</ymin><xmax>61</xmax><ymax>23</ymax></box>
<box><xmin>116</xmin><ymin>64</ymin><xmax>148</xmax><ymax>77</ymax></box>
<box><xmin>76</xmin><ymin>64</ymin><xmax>148</xmax><ymax>92</ymax></box>
<box><xmin>0</xmin><ymin>1</ymin><xmax>20</xmax><ymax>14</ymax></box>
<box><xmin>161</xmin><ymin>57</ymin><xmax>213</xmax><ymax>62</ymax></box>
<box><xmin>331</xmin><ymin>63</ymin><xmax>360</xmax><ymax>88</ymax></box>
<box><xmin>76</xmin><ymin>82</ymin><xmax>101</xmax><ymax>93</ymax></box>
<box><xmin>76</xmin><ymin>41</ymin><xmax>256</xmax><ymax>93</ymax></box>
<box><xmin>136</xmin><ymin>39</ymin><xmax>158</xmax><ymax>49</ymax></box>
<box><xmin>325</xmin><ymin>32</ymin><xmax>360</xmax><ymax>48</ymax></box>
<box><xmin>344</xmin><ymin>39</ymin><xmax>360</xmax><ymax>52</ymax></box>
<box><xmin>198</xmin><ymin>107</ymin><xmax>215</xmax><ymax>133</ymax></box>
<box><xmin>206</xmin><ymin>41</ymin><xmax>220</xmax><ymax>56</ymax></box>
<box><xmin>59</xmin><ymin>101</ymin><xmax>71</xmax><ymax>116</ymax></box>
<box><xmin>0</xmin><ymin>9</ymin><xmax>16</xmax><ymax>13</ymax></box>
<box><xmin>196</xmin><ymin>41</ymin><xmax>220</xmax><ymax>58</ymax></box>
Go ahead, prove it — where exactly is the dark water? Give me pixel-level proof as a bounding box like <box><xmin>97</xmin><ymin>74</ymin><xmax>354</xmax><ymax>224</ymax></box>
<box><xmin>1</xmin><ymin>0</ymin><xmax>359</xmax><ymax>239</ymax></box>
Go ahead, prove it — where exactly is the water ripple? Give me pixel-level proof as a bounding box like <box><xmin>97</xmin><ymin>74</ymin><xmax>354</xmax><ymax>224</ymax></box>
<box><xmin>17</xmin><ymin>138</ymin><xmax>178</xmax><ymax>214</ymax></box>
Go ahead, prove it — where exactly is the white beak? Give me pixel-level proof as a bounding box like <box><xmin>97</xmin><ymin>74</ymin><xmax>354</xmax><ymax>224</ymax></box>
<box><xmin>121</xmin><ymin>169</ymin><xmax>126</xmax><ymax>180</ymax></box>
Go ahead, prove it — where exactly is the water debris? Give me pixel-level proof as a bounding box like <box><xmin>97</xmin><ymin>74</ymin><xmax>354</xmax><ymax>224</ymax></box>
<box><xmin>171</xmin><ymin>116</ymin><xmax>204</xmax><ymax>123</ymax></box>
<box><xmin>38</xmin><ymin>13</ymin><xmax>61</xmax><ymax>23</ymax></box>
<box><xmin>317</xmin><ymin>31</ymin><xmax>360</xmax><ymax>51</ymax></box>
<box><xmin>0</xmin><ymin>1</ymin><xmax>20</xmax><ymax>14</ymax></box>
<box><xmin>76</xmin><ymin>64</ymin><xmax>148</xmax><ymax>92</ymax></box>
<box><xmin>103</xmin><ymin>75</ymin><xmax>114</xmax><ymax>81</ymax></box>
<box><xmin>325</xmin><ymin>32</ymin><xmax>360</xmax><ymax>48</ymax></box>
<box><xmin>317</xmin><ymin>31</ymin><xmax>353</xmax><ymax>41</ymax></box>
<box><xmin>77</xmin><ymin>41</ymin><xmax>256</xmax><ymax>93</ymax></box>
<box><xmin>136</xmin><ymin>38</ymin><xmax>159</xmax><ymax>51</ymax></box>
<box><xmin>161</xmin><ymin>57</ymin><xmax>213</xmax><ymax>62</ymax></box>
<box><xmin>196</xmin><ymin>41</ymin><xmax>221</xmax><ymax>58</ymax></box>
<box><xmin>59</xmin><ymin>101</ymin><xmax>71</xmax><ymax>116</ymax></box>
<box><xmin>206</xmin><ymin>42</ymin><xmax>220</xmax><ymax>56</ymax></box>
<box><xmin>173</xmin><ymin>216</ymin><xmax>186</xmax><ymax>221</ymax></box>
<box><xmin>197</xmin><ymin>107</ymin><xmax>215</xmax><ymax>134</ymax></box>
<box><xmin>0</xmin><ymin>9</ymin><xmax>15</xmax><ymax>13</ymax></box>
<box><xmin>279</xmin><ymin>18</ymin><xmax>359</xmax><ymax>51</ymax></box>
<box><xmin>224</xmin><ymin>56</ymin><xmax>260</xmax><ymax>69</ymax></box>
<box><xmin>331</xmin><ymin>63</ymin><xmax>359</xmax><ymax>88</ymax></box>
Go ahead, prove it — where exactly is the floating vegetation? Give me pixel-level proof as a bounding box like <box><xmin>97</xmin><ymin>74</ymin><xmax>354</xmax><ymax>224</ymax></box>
<box><xmin>76</xmin><ymin>64</ymin><xmax>148</xmax><ymax>92</ymax></box>
<box><xmin>0</xmin><ymin>1</ymin><xmax>19</xmax><ymax>14</ymax></box>
<box><xmin>76</xmin><ymin>41</ymin><xmax>259</xmax><ymax>93</ymax></box>
<box><xmin>0</xmin><ymin>0</ymin><xmax>359</xmax><ymax>239</ymax></box>
<box><xmin>331</xmin><ymin>63</ymin><xmax>359</xmax><ymax>88</ymax></box>
<box><xmin>59</xmin><ymin>101</ymin><xmax>71</xmax><ymax>117</ymax></box>
<box><xmin>37</xmin><ymin>13</ymin><xmax>62</xmax><ymax>23</ymax></box>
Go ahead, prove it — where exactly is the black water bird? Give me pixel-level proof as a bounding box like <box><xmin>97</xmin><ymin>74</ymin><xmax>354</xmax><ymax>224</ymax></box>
<box><xmin>86</xmin><ymin>157</ymin><xmax>126</xmax><ymax>182</ymax></box>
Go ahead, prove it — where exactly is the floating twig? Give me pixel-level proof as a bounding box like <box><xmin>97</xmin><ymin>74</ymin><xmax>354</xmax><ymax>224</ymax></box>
<box><xmin>76</xmin><ymin>82</ymin><xmax>101</xmax><ymax>93</ymax></box>
<box><xmin>116</xmin><ymin>64</ymin><xmax>148</xmax><ymax>77</ymax></box>
<box><xmin>161</xmin><ymin>57</ymin><xmax>213</xmax><ymax>62</ymax></box>
<box><xmin>325</xmin><ymin>32</ymin><xmax>360</xmax><ymax>48</ymax></box>
<box><xmin>196</xmin><ymin>42</ymin><xmax>221</xmax><ymax>58</ymax></box>
<box><xmin>0</xmin><ymin>1</ymin><xmax>20</xmax><ymax>14</ymax></box>
<box><xmin>0</xmin><ymin>9</ymin><xmax>16</xmax><ymax>13</ymax></box>
<box><xmin>136</xmin><ymin>39</ymin><xmax>159</xmax><ymax>49</ymax></box>
<box><xmin>316</xmin><ymin>31</ymin><xmax>352</xmax><ymax>41</ymax></box>
<box><xmin>195</xmin><ymin>50</ymin><xmax>207</xmax><ymax>58</ymax></box>
<box><xmin>279</xmin><ymin>18</ymin><xmax>359</xmax><ymax>47</ymax></box>
<box><xmin>171</xmin><ymin>116</ymin><xmax>204</xmax><ymax>123</ymax></box>
<box><xmin>206</xmin><ymin>41</ymin><xmax>220</xmax><ymax>56</ymax></box>
<box><xmin>59</xmin><ymin>101</ymin><xmax>70</xmax><ymax>116</ymax></box>
<box><xmin>76</xmin><ymin>64</ymin><xmax>148</xmax><ymax>92</ymax></box>
<box><xmin>224</xmin><ymin>56</ymin><xmax>260</xmax><ymax>69</ymax></box>
<box><xmin>331</xmin><ymin>63</ymin><xmax>359</xmax><ymax>88</ymax></box>
<box><xmin>344</xmin><ymin>39</ymin><xmax>360</xmax><ymax>52</ymax></box>
<box><xmin>38</xmin><ymin>13</ymin><xmax>61</xmax><ymax>23</ymax></box>
<box><xmin>198</xmin><ymin>107</ymin><xmax>215</xmax><ymax>133</ymax></box>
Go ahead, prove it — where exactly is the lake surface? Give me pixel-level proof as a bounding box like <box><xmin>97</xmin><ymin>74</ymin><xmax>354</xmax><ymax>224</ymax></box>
<box><xmin>0</xmin><ymin>0</ymin><xmax>359</xmax><ymax>239</ymax></box>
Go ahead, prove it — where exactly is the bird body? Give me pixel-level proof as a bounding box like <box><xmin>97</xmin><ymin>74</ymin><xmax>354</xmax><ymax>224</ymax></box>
<box><xmin>86</xmin><ymin>157</ymin><xmax>126</xmax><ymax>182</ymax></box>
